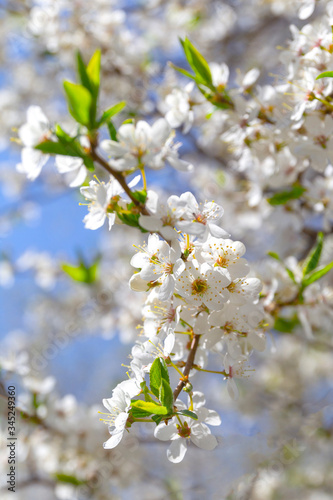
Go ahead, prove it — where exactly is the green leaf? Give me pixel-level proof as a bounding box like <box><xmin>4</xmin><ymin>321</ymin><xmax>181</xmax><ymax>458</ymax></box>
<box><xmin>131</xmin><ymin>189</ymin><xmax>147</xmax><ymax>204</ymax></box>
<box><xmin>131</xmin><ymin>400</ymin><xmax>169</xmax><ymax>415</ymax></box>
<box><xmin>98</xmin><ymin>101</ymin><xmax>126</xmax><ymax>126</ymax></box>
<box><xmin>177</xmin><ymin>410</ymin><xmax>198</xmax><ymax>420</ymax></box>
<box><xmin>169</xmin><ymin>62</ymin><xmax>198</xmax><ymax>82</ymax></box>
<box><xmin>131</xmin><ymin>406</ymin><xmax>153</xmax><ymax>419</ymax></box>
<box><xmin>122</xmin><ymin>118</ymin><xmax>134</xmax><ymax>125</ymax></box>
<box><xmin>35</xmin><ymin>141</ymin><xmax>70</xmax><ymax>156</ymax></box>
<box><xmin>316</xmin><ymin>71</ymin><xmax>333</xmax><ymax>80</ymax></box>
<box><xmin>149</xmin><ymin>357</ymin><xmax>170</xmax><ymax>399</ymax></box>
<box><xmin>63</xmin><ymin>81</ymin><xmax>93</xmax><ymax>127</ymax></box>
<box><xmin>274</xmin><ymin>316</ymin><xmax>299</xmax><ymax>333</ymax></box>
<box><xmin>303</xmin><ymin>232</ymin><xmax>324</xmax><ymax>276</ymax></box>
<box><xmin>61</xmin><ymin>257</ymin><xmax>99</xmax><ymax>284</ymax></box>
<box><xmin>267</xmin><ymin>251</ymin><xmax>280</xmax><ymax>261</ymax></box>
<box><xmin>107</xmin><ymin>121</ymin><xmax>118</xmax><ymax>141</ymax></box>
<box><xmin>267</xmin><ymin>185</ymin><xmax>306</xmax><ymax>205</ymax></box>
<box><xmin>82</xmin><ymin>156</ymin><xmax>95</xmax><ymax>172</ymax></box>
<box><xmin>285</xmin><ymin>267</ymin><xmax>297</xmax><ymax>284</ymax></box>
<box><xmin>152</xmin><ymin>414</ymin><xmax>164</xmax><ymax>425</ymax></box>
<box><xmin>76</xmin><ymin>51</ymin><xmax>92</xmax><ymax>93</ymax></box>
<box><xmin>140</xmin><ymin>381</ymin><xmax>154</xmax><ymax>403</ymax></box>
<box><xmin>54</xmin><ymin>473</ymin><xmax>85</xmax><ymax>486</ymax></box>
<box><xmin>267</xmin><ymin>250</ymin><xmax>296</xmax><ymax>284</ymax></box>
<box><xmin>86</xmin><ymin>49</ymin><xmax>101</xmax><ymax>98</ymax></box>
<box><xmin>182</xmin><ymin>37</ymin><xmax>213</xmax><ymax>86</ymax></box>
<box><xmin>159</xmin><ymin>378</ymin><xmax>174</xmax><ymax>412</ymax></box>
<box><xmin>302</xmin><ymin>261</ymin><xmax>333</xmax><ymax>288</ymax></box>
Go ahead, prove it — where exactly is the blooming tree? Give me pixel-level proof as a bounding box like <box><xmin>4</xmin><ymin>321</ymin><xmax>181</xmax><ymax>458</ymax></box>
<box><xmin>1</xmin><ymin>0</ymin><xmax>333</xmax><ymax>498</ymax></box>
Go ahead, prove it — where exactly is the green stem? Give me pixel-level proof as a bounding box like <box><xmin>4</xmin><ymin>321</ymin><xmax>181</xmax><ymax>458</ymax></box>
<box><xmin>194</xmin><ymin>366</ymin><xmax>228</xmax><ymax>376</ymax></box>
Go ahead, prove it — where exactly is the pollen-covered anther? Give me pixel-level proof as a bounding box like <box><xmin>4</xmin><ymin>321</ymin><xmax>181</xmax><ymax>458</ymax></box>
<box><xmin>164</xmin><ymin>262</ymin><xmax>174</xmax><ymax>274</ymax></box>
<box><xmin>215</xmin><ymin>255</ymin><xmax>228</xmax><ymax>267</ymax></box>
<box><xmin>194</xmin><ymin>213</ymin><xmax>207</xmax><ymax>225</ymax></box>
<box><xmin>191</xmin><ymin>278</ymin><xmax>209</xmax><ymax>295</ymax></box>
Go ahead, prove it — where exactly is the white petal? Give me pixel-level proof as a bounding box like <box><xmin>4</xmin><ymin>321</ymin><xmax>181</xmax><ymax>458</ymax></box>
<box><xmin>190</xmin><ymin>430</ymin><xmax>217</xmax><ymax>451</ymax></box>
<box><xmin>69</xmin><ymin>165</ymin><xmax>87</xmax><ymax>188</ymax></box>
<box><xmin>227</xmin><ymin>378</ymin><xmax>239</xmax><ymax>400</ymax></box>
<box><xmin>101</xmin><ymin>139</ymin><xmax>129</xmax><ymax>157</ymax></box>
<box><xmin>208</xmin><ymin>223</ymin><xmax>230</xmax><ymax>238</ymax></box>
<box><xmin>157</xmin><ymin>275</ymin><xmax>174</xmax><ymax>301</ymax></box>
<box><xmin>196</xmin><ymin>407</ymin><xmax>221</xmax><ymax>426</ymax></box>
<box><xmin>129</xmin><ymin>273</ymin><xmax>149</xmax><ymax>292</ymax></box>
<box><xmin>103</xmin><ymin>429</ymin><xmax>124</xmax><ymax>449</ymax></box>
<box><xmin>154</xmin><ymin>422</ymin><xmax>178</xmax><ymax>441</ymax></box>
<box><xmin>55</xmin><ymin>156</ymin><xmax>83</xmax><ymax>173</ymax></box>
<box><xmin>151</xmin><ymin>118</ymin><xmax>171</xmax><ymax>146</ymax></box>
<box><xmin>17</xmin><ymin>148</ymin><xmax>48</xmax><ymax>180</ymax></box>
<box><xmin>167</xmin><ymin>438</ymin><xmax>187</xmax><ymax>463</ymax></box>
<box><xmin>163</xmin><ymin>332</ymin><xmax>175</xmax><ymax>356</ymax></box>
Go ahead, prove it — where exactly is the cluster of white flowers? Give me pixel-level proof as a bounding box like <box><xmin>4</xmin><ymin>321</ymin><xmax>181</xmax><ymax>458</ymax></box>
<box><xmin>98</xmin><ymin>189</ymin><xmax>266</xmax><ymax>462</ymax></box>
<box><xmin>3</xmin><ymin>0</ymin><xmax>333</xmax><ymax>496</ymax></box>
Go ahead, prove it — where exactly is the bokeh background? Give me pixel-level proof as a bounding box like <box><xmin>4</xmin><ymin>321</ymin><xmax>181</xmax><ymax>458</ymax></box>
<box><xmin>1</xmin><ymin>1</ymin><xmax>333</xmax><ymax>499</ymax></box>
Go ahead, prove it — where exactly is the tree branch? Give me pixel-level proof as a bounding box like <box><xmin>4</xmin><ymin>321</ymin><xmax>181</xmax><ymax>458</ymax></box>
<box><xmin>173</xmin><ymin>333</ymin><xmax>201</xmax><ymax>401</ymax></box>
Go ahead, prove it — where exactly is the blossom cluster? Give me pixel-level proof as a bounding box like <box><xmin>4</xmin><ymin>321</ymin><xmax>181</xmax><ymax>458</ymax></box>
<box><xmin>2</xmin><ymin>0</ymin><xmax>333</xmax><ymax>497</ymax></box>
<box><xmin>100</xmin><ymin>189</ymin><xmax>265</xmax><ymax>462</ymax></box>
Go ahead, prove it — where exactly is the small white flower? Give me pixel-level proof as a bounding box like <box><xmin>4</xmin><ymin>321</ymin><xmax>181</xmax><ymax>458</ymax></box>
<box><xmin>200</xmin><ymin>237</ymin><xmax>249</xmax><ymax>280</ymax></box>
<box><xmin>175</xmin><ymin>260</ymin><xmax>231</xmax><ymax>309</ymax></box>
<box><xmin>17</xmin><ymin>106</ymin><xmax>51</xmax><ymax>180</ymax></box>
<box><xmin>131</xmin><ymin>332</ymin><xmax>175</xmax><ymax>372</ymax></box>
<box><xmin>138</xmin><ymin>190</ymin><xmax>182</xmax><ymax>241</ymax></box>
<box><xmin>55</xmin><ymin>156</ymin><xmax>87</xmax><ymax>187</ymax></box>
<box><xmin>80</xmin><ymin>175</ymin><xmax>140</xmax><ymax>230</ymax></box>
<box><xmin>165</xmin><ymin>82</ymin><xmax>194</xmax><ymax>133</ymax></box>
<box><xmin>101</xmin><ymin>118</ymin><xmax>192</xmax><ymax>172</ymax></box>
<box><xmin>223</xmin><ymin>354</ymin><xmax>253</xmax><ymax>400</ymax></box>
<box><xmin>101</xmin><ymin>386</ymin><xmax>132</xmax><ymax>449</ymax></box>
<box><xmin>169</xmin><ymin>191</ymin><xmax>229</xmax><ymax>241</ymax></box>
<box><xmin>154</xmin><ymin>392</ymin><xmax>221</xmax><ymax>463</ymax></box>
<box><xmin>130</xmin><ymin>234</ymin><xmax>185</xmax><ymax>301</ymax></box>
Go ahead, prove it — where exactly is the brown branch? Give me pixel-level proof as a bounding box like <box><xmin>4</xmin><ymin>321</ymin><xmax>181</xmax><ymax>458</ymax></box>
<box><xmin>90</xmin><ymin>147</ymin><xmax>144</xmax><ymax>207</ymax></box>
<box><xmin>173</xmin><ymin>333</ymin><xmax>201</xmax><ymax>401</ymax></box>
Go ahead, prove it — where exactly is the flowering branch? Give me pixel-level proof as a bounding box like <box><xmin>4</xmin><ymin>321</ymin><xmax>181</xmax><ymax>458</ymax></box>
<box><xmin>173</xmin><ymin>333</ymin><xmax>201</xmax><ymax>401</ymax></box>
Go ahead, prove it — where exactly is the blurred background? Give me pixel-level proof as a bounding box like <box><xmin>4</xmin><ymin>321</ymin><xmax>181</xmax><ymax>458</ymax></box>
<box><xmin>0</xmin><ymin>1</ymin><xmax>333</xmax><ymax>499</ymax></box>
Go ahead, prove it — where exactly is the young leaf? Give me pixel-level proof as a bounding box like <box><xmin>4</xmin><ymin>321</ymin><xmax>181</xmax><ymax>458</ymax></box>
<box><xmin>61</xmin><ymin>257</ymin><xmax>99</xmax><ymax>284</ymax></box>
<box><xmin>131</xmin><ymin>406</ymin><xmax>153</xmax><ymax>419</ymax></box>
<box><xmin>131</xmin><ymin>400</ymin><xmax>169</xmax><ymax>415</ymax></box>
<box><xmin>267</xmin><ymin>250</ymin><xmax>296</xmax><ymax>284</ymax></box>
<box><xmin>267</xmin><ymin>251</ymin><xmax>280</xmax><ymax>261</ymax></box>
<box><xmin>140</xmin><ymin>381</ymin><xmax>154</xmax><ymax>403</ymax></box>
<box><xmin>169</xmin><ymin>62</ymin><xmax>197</xmax><ymax>82</ymax></box>
<box><xmin>177</xmin><ymin>410</ymin><xmax>198</xmax><ymax>420</ymax></box>
<box><xmin>316</xmin><ymin>71</ymin><xmax>333</xmax><ymax>80</ymax></box>
<box><xmin>159</xmin><ymin>378</ymin><xmax>174</xmax><ymax>413</ymax></box>
<box><xmin>35</xmin><ymin>141</ymin><xmax>70</xmax><ymax>156</ymax></box>
<box><xmin>76</xmin><ymin>51</ymin><xmax>92</xmax><ymax>93</ymax></box>
<box><xmin>149</xmin><ymin>357</ymin><xmax>170</xmax><ymax>399</ymax></box>
<box><xmin>63</xmin><ymin>81</ymin><xmax>92</xmax><ymax>127</ymax></box>
<box><xmin>303</xmin><ymin>232</ymin><xmax>324</xmax><ymax>276</ymax></box>
<box><xmin>53</xmin><ymin>473</ymin><xmax>85</xmax><ymax>486</ymax></box>
<box><xmin>86</xmin><ymin>49</ymin><xmax>101</xmax><ymax>98</ymax></box>
<box><xmin>107</xmin><ymin>121</ymin><xmax>118</xmax><ymax>141</ymax></box>
<box><xmin>274</xmin><ymin>316</ymin><xmax>299</xmax><ymax>333</ymax></box>
<box><xmin>302</xmin><ymin>261</ymin><xmax>333</xmax><ymax>288</ymax></box>
<box><xmin>152</xmin><ymin>414</ymin><xmax>164</xmax><ymax>425</ymax></box>
<box><xmin>267</xmin><ymin>185</ymin><xmax>306</xmax><ymax>205</ymax></box>
<box><xmin>182</xmin><ymin>37</ymin><xmax>213</xmax><ymax>86</ymax></box>
<box><xmin>131</xmin><ymin>189</ymin><xmax>147</xmax><ymax>204</ymax></box>
<box><xmin>284</xmin><ymin>267</ymin><xmax>297</xmax><ymax>284</ymax></box>
<box><xmin>98</xmin><ymin>101</ymin><xmax>126</xmax><ymax>126</ymax></box>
